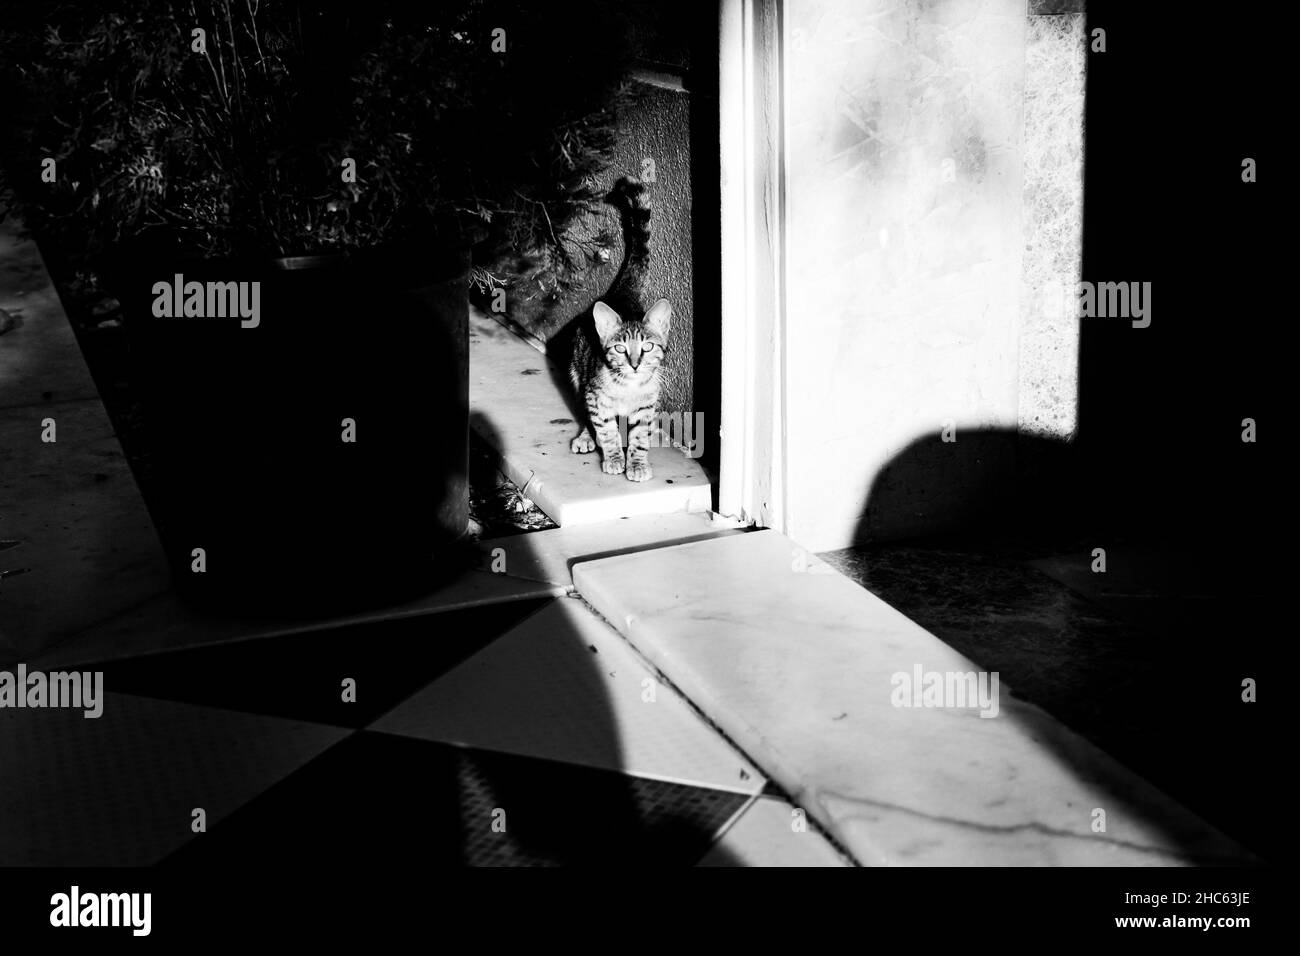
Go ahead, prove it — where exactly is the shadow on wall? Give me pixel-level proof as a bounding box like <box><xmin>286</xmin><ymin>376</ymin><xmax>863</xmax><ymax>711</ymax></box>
<box><xmin>857</xmin><ymin>0</ymin><xmax>1273</xmax><ymax>554</ymax></box>
<box><xmin>856</xmin><ymin>432</ymin><xmax>1023</xmax><ymax>546</ymax></box>
<box><xmin>853</xmin><ymin>430</ymin><xmax>1105</xmax><ymax>547</ymax></box>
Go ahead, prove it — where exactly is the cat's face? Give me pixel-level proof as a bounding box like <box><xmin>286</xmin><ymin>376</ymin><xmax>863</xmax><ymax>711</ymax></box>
<box><xmin>593</xmin><ymin>299</ymin><xmax>671</xmax><ymax>376</ymax></box>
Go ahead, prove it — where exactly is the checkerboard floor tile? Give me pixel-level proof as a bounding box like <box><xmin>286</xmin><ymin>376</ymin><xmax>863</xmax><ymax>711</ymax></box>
<box><xmin>161</xmin><ymin>731</ymin><xmax>752</xmax><ymax>868</ymax></box>
<box><xmin>372</xmin><ymin>597</ymin><xmax>765</xmax><ymax>794</ymax></box>
<box><xmin>80</xmin><ymin>598</ymin><xmax>553</xmax><ymax>727</ymax></box>
<box><xmin>6</xmin><ymin>594</ymin><xmax>806</xmax><ymax>866</ymax></box>
<box><xmin>0</xmin><ymin>693</ymin><xmax>348</xmax><ymax>866</ymax></box>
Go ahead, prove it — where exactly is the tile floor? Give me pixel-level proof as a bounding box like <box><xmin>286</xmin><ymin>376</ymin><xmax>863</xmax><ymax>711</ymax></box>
<box><xmin>3</xmin><ymin>595</ymin><xmax>847</xmax><ymax>867</ymax></box>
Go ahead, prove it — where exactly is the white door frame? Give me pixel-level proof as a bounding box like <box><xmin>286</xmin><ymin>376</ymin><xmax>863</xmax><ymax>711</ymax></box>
<box><xmin>718</xmin><ymin>0</ymin><xmax>786</xmax><ymax>532</ymax></box>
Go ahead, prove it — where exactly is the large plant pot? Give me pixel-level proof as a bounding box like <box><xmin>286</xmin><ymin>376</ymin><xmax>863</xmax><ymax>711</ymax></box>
<box><xmin>106</xmin><ymin>242</ymin><xmax>470</xmax><ymax>617</ymax></box>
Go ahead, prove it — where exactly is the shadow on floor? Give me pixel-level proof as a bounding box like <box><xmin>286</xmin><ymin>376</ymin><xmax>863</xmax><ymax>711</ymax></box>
<box><xmin>50</xmin><ymin>416</ymin><xmax>746</xmax><ymax>868</ymax></box>
<box><xmin>825</xmin><ymin>430</ymin><xmax>1272</xmax><ymax>859</ymax></box>
<box><xmin>10</xmin><ymin>214</ymin><xmax>747</xmax><ymax>865</ymax></box>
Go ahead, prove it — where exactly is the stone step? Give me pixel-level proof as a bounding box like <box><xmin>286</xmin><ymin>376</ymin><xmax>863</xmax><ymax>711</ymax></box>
<box><xmin>469</xmin><ymin>307</ymin><xmax>711</xmax><ymax>526</ymax></box>
<box><xmin>572</xmin><ymin>528</ymin><xmax>1257</xmax><ymax>866</ymax></box>
<box><xmin>474</xmin><ymin>511</ymin><xmax>746</xmax><ymax>589</ymax></box>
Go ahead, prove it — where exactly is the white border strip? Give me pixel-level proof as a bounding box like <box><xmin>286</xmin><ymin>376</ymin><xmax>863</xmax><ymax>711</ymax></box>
<box><xmin>719</xmin><ymin>0</ymin><xmax>785</xmax><ymax>530</ymax></box>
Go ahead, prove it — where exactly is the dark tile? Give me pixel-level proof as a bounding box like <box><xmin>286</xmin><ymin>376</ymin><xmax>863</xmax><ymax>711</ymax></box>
<box><xmin>84</xmin><ymin>598</ymin><xmax>554</xmax><ymax>727</ymax></box>
<box><xmin>161</xmin><ymin>731</ymin><xmax>748</xmax><ymax>868</ymax></box>
<box><xmin>0</xmin><ymin>692</ymin><xmax>347</xmax><ymax>866</ymax></box>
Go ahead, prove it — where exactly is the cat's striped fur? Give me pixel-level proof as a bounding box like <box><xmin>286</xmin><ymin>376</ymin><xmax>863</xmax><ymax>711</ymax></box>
<box><xmin>568</xmin><ymin>177</ymin><xmax>672</xmax><ymax>482</ymax></box>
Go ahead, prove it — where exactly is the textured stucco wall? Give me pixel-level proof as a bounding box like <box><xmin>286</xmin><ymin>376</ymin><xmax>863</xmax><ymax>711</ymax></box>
<box><xmin>503</xmin><ymin>82</ymin><xmax>695</xmax><ymax>417</ymax></box>
<box><xmin>1020</xmin><ymin>13</ymin><xmax>1086</xmax><ymax>438</ymax></box>
<box><xmin>782</xmin><ymin>0</ymin><xmax>1085</xmax><ymax>551</ymax></box>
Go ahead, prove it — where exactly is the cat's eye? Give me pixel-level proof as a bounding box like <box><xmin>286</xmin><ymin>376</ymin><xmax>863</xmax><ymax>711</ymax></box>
<box><xmin>614</xmin><ymin>344</ymin><xmax>626</xmax><ymax>353</ymax></box>
<box><xmin>642</xmin><ymin>343</ymin><xmax>654</xmax><ymax>352</ymax></box>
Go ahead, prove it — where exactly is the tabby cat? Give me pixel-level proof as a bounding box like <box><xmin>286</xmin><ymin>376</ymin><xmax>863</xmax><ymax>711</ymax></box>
<box><xmin>566</xmin><ymin>176</ymin><xmax>672</xmax><ymax>482</ymax></box>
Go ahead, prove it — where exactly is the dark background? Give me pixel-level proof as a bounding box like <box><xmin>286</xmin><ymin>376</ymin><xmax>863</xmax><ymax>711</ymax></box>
<box><xmin>1079</xmin><ymin>1</ymin><xmax>1274</xmax><ymax>559</ymax></box>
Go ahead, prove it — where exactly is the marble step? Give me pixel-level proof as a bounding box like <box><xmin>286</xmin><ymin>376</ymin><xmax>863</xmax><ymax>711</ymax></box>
<box><xmin>697</xmin><ymin>794</ymin><xmax>851</xmax><ymax>867</ymax></box>
<box><xmin>474</xmin><ymin>511</ymin><xmax>746</xmax><ymax>589</ymax></box>
<box><xmin>572</xmin><ymin>529</ymin><xmax>1258</xmax><ymax>866</ymax></box>
<box><xmin>469</xmin><ymin>307</ymin><xmax>711</xmax><ymax>526</ymax></box>
<box><xmin>373</xmin><ymin>597</ymin><xmax>767</xmax><ymax>796</ymax></box>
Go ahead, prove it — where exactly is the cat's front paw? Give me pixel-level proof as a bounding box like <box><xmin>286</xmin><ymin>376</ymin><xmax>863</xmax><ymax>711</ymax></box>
<box><xmin>570</xmin><ymin>432</ymin><xmax>596</xmax><ymax>454</ymax></box>
<box><xmin>601</xmin><ymin>452</ymin><xmax>626</xmax><ymax>475</ymax></box>
<box><xmin>626</xmin><ymin>458</ymin><xmax>652</xmax><ymax>482</ymax></box>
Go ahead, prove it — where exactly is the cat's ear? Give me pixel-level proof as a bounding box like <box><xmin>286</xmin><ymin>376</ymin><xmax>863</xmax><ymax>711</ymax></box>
<box><xmin>592</xmin><ymin>301</ymin><xmax>622</xmax><ymax>342</ymax></box>
<box><xmin>643</xmin><ymin>298</ymin><xmax>672</xmax><ymax>338</ymax></box>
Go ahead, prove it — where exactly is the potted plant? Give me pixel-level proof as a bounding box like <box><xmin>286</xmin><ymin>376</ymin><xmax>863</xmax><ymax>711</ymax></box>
<box><xmin>0</xmin><ymin>0</ymin><xmax>634</xmax><ymax>615</ymax></box>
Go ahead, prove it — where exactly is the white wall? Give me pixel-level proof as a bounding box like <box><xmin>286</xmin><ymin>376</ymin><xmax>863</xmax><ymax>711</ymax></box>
<box><xmin>779</xmin><ymin>0</ymin><xmax>1084</xmax><ymax>551</ymax></box>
